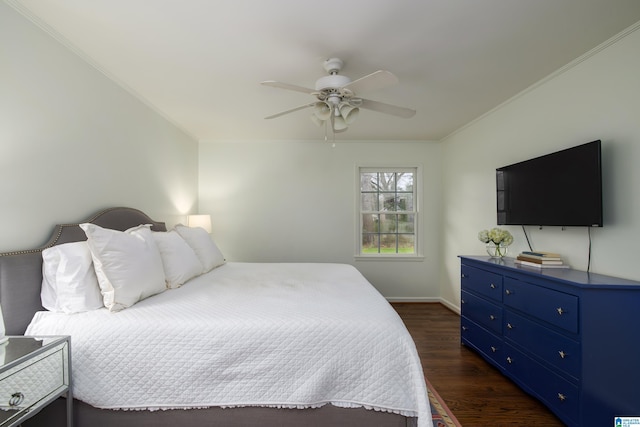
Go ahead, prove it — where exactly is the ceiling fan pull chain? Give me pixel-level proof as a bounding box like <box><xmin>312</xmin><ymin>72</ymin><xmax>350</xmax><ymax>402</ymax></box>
<box><xmin>324</xmin><ymin>120</ymin><xmax>328</xmax><ymax>142</ymax></box>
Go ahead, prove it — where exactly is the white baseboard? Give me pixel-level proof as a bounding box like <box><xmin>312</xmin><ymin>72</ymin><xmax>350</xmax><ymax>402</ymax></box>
<box><xmin>438</xmin><ymin>298</ymin><xmax>461</xmax><ymax>314</ymax></box>
<box><xmin>386</xmin><ymin>296</ymin><xmax>461</xmax><ymax>315</ymax></box>
<box><xmin>385</xmin><ymin>297</ymin><xmax>440</xmax><ymax>303</ymax></box>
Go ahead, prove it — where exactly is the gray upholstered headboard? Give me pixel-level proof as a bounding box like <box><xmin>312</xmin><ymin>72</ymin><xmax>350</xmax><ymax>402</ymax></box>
<box><xmin>0</xmin><ymin>207</ymin><xmax>166</xmax><ymax>335</ymax></box>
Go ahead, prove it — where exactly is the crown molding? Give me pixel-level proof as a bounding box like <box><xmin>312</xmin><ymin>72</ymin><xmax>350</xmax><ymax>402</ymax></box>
<box><xmin>442</xmin><ymin>19</ymin><xmax>640</xmax><ymax>142</ymax></box>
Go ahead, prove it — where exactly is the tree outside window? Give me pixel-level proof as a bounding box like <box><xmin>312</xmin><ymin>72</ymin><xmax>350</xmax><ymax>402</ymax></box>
<box><xmin>359</xmin><ymin>168</ymin><xmax>417</xmax><ymax>255</ymax></box>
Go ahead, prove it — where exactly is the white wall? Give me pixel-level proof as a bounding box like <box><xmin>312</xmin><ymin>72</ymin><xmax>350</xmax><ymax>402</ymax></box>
<box><xmin>198</xmin><ymin>140</ymin><xmax>442</xmax><ymax>300</ymax></box>
<box><xmin>440</xmin><ymin>23</ymin><xmax>640</xmax><ymax>309</ymax></box>
<box><xmin>7</xmin><ymin>0</ymin><xmax>637</xmax><ymax>308</ymax></box>
<box><xmin>0</xmin><ymin>3</ymin><xmax>199</xmax><ymax>251</ymax></box>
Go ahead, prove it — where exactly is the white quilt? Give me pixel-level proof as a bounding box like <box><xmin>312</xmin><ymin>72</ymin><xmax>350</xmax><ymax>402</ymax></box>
<box><xmin>27</xmin><ymin>262</ymin><xmax>432</xmax><ymax>426</ymax></box>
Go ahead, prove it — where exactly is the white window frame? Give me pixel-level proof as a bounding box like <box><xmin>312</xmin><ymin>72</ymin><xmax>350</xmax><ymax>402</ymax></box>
<box><xmin>355</xmin><ymin>165</ymin><xmax>423</xmax><ymax>261</ymax></box>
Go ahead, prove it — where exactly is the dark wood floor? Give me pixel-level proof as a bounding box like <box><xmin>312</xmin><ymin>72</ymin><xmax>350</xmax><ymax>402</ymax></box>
<box><xmin>392</xmin><ymin>302</ymin><xmax>565</xmax><ymax>426</ymax></box>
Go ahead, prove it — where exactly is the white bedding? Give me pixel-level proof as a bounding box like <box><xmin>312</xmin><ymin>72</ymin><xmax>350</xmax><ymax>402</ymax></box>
<box><xmin>26</xmin><ymin>262</ymin><xmax>431</xmax><ymax>426</ymax></box>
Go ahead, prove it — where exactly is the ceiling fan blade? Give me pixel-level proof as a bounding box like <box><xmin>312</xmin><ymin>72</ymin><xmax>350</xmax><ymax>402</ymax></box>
<box><xmin>342</xmin><ymin>70</ymin><xmax>398</xmax><ymax>95</ymax></box>
<box><xmin>261</xmin><ymin>80</ymin><xmax>316</xmax><ymax>95</ymax></box>
<box><xmin>359</xmin><ymin>98</ymin><xmax>416</xmax><ymax>118</ymax></box>
<box><xmin>265</xmin><ymin>103</ymin><xmax>314</xmax><ymax>119</ymax></box>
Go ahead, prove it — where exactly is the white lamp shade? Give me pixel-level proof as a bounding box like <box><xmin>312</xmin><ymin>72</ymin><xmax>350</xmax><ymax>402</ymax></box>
<box><xmin>333</xmin><ymin>116</ymin><xmax>348</xmax><ymax>131</ymax></box>
<box><xmin>187</xmin><ymin>214</ymin><xmax>212</xmax><ymax>233</ymax></box>
<box><xmin>313</xmin><ymin>102</ymin><xmax>332</xmax><ymax>120</ymax></box>
<box><xmin>339</xmin><ymin>104</ymin><xmax>359</xmax><ymax>124</ymax></box>
<box><xmin>310</xmin><ymin>114</ymin><xmax>324</xmax><ymax>127</ymax></box>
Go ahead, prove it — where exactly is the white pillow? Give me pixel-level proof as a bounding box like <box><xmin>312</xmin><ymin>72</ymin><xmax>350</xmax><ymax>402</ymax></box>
<box><xmin>80</xmin><ymin>223</ymin><xmax>167</xmax><ymax>312</ymax></box>
<box><xmin>174</xmin><ymin>224</ymin><xmax>225</xmax><ymax>273</ymax></box>
<box><xmin>152</xmin><ymin>230</ymin><xmax>203</xmax><ymax>288</ymax></box>
<box><xmin>41</xmin><ymin>241</ymin><xmax>104</xmax><ymax>314</ymax></box>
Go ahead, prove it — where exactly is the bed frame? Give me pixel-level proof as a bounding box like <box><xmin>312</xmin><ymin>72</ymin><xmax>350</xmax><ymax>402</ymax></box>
<box><xmin>0</xmin><ymin>207</ymin><xmax>417</xmax><ymax>427</ymax></box>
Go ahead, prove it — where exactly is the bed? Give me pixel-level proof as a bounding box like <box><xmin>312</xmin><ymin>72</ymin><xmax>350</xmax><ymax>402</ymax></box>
<box><xmin>0</xmin><ymin>207</ymin><xmax>432</xmax><ymax>427</ymax></box>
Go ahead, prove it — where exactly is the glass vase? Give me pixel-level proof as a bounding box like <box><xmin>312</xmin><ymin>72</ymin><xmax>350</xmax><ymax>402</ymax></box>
<box><xmin>486</xmin><ymin>242</ymin><xmax>508</xmax><ymax>258</ymax></box>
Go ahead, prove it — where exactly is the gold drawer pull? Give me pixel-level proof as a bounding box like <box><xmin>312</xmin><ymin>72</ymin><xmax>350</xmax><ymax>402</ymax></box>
<box><xmin>559</xmin><ymin>350</ymin><xmax>567</xmax><ymax>359</ymax></box>
<box><xmin>9</xmin><ymin>392</ymin><xmax>24</xmax><ymax>407</ymax></box>
<box><xmin>557</xmin><ymin>307</ymin><xmax>565</xmax><ymax>315</ymax></box>
<box><xmin>506</xmin><ymin>356</ymin><xmax>513</xmax><ymax>364</ymax></box>
<box><xmin>557</xmin><ymin>393</ymin><xmax>566</xmax><ymax>402</ymax></box>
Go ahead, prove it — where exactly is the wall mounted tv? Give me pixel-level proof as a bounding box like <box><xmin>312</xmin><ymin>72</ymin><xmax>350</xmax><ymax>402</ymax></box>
<box><xmin>496</xmin><ymin>140</ymin><xmax>603</xmax><ymax>227</ymax></box>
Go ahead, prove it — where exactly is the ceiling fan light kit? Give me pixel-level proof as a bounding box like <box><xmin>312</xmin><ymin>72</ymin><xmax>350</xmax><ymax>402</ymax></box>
<box><xmin>339</xmin><ymin>104</ymin><xmax>359</xmax><ymax>124</ymax></box>
<box><xmin>333</xmin><ymin>116</ymin><xmax>348</xmax><ymax>131</ymax></box>
<box><xmin>261</xmin><ymin>57</ymin><xmax>416</xmax><ymax>137</ymax></box>
<box><xmin>310</xmin><ymin>114</ymin><xmax>324</xmax><ymax>127</ymax></box>
<box><xmin>313</xmin><ymin>102</ymin><xmax>332</xmax><ymax>121</ymax></box>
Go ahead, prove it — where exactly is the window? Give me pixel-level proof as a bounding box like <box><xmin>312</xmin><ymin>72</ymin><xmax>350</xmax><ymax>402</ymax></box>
<box><xmin>358</xmin><ymin>167</ymin><xmax>418</xmax><ymax>256</ymax></box>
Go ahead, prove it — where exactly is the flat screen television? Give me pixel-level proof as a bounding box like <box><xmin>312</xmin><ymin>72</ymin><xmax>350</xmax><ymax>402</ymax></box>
<box><xmin>496</xmin><ymin>140</ymin><xmax>603</xmax><ymax>227</ymax></box>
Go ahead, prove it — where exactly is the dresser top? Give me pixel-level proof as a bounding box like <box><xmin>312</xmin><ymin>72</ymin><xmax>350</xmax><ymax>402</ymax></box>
<box><xmin>460</xmin><ymin>256</ymin><xmax>640</xmax><ymax>289</ymax></box>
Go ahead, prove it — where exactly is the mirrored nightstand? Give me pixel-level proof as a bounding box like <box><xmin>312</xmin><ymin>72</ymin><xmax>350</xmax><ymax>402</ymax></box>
<box><xmin>0</xmin><ymin>336</ymin><xmax>71</xmax><ymax>427</ymax></box>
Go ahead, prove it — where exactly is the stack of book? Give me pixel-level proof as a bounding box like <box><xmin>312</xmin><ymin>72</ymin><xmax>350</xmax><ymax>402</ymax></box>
<box><xmin>515</xmin><ymin>251</ymin><xmax>570</xmax><ymax>269</ymax></box>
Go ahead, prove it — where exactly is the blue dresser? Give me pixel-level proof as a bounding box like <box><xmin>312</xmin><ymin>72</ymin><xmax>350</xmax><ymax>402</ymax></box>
<box><xmin>459</xmin><ymin>255</ymin><xmax>640</xmax><ymax>427</ymax></box>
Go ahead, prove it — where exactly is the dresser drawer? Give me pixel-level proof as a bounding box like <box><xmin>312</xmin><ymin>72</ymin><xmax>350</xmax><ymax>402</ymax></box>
<box><xmin>461</xmin><ymin>290</ymin><xmax>502</xmax><ymax>334</ymax></box>
<box><xmin>461</xmin><ymin>265</ymin><xmax>503</xmax><ymax>302</ymax></box>
<box><xmin>461</xmin><ymin>317</ymin><xmax>504</xmax><ymax>369</ymax></box>
<box><xmin>504</xmin><ymin>343</ymin><xmax>579</xmax><ymax>426</ymax></box>
<box><xmin>503</xmin><ymin>278</ymin><xmax>578</xmax><ymax>333</ymax></box>
<box><xmin>504</xmin><ymin>310</ymin><xmax>581</xmax><ymax>380</ymax></box>
<box><xmin>0</xmin><ymin>341</ymin><xmax>68</xmax><ymax>411</ymax></box>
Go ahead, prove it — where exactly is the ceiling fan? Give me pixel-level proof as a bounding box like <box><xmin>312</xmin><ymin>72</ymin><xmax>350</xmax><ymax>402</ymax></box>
<box><xmin>261</xmin><ymin>58</ymin><xmax>416</xmax><ymax>134</ymax></box>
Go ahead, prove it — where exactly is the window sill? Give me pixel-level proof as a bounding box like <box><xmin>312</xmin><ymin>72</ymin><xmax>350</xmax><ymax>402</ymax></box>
<box><xmin>354</xmin><ymin>255</ymin><xmax>425</xmax><ymax>262</ymax></box>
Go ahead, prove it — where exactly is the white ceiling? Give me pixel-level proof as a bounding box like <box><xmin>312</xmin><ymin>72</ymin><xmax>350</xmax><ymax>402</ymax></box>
<box><xmin>8</xmin><ymin>0</ymin><xmax>640</xmax><ymax>141</ymax></box>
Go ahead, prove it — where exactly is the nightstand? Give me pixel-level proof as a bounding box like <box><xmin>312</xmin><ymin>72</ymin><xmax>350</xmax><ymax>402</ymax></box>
<box><xmin>0</xmin><ymin>336</ymin><xmax>71</xmax><ymax>427</ymax></box>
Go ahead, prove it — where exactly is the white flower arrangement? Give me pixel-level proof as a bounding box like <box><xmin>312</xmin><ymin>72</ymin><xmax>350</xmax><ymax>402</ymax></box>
<box><xmin>478</xmin><ymin>227</ymin><xmax>513</xmax><ymax>246</ymax></box>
